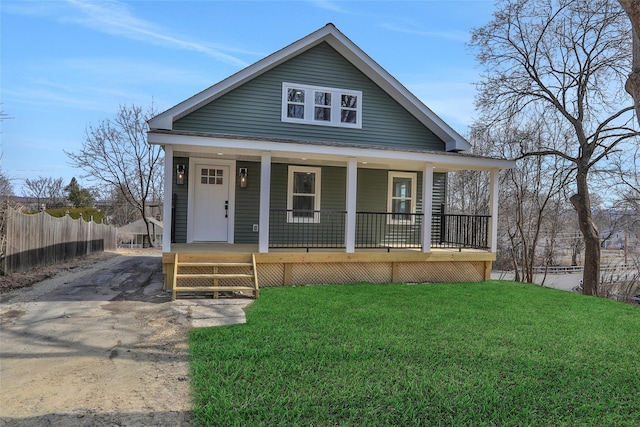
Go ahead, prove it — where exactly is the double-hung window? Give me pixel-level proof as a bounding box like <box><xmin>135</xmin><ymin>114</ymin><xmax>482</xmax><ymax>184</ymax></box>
<box><xmin>282</xmin><ymin>83</ymin><xmax>362</xmax><ymax>128</ymax></box>
<box><xmin>287</xmin><ymin>166</ymin><xmax>321</xmax><ymax>223</ymax></box>
<box><xmin>387</xmin><ymin>172</ymin><xmax>417</xmax><ymax>224</ymax></box>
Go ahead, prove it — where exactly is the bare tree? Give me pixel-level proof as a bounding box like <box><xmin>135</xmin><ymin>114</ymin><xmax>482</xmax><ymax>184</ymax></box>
<box><xmin>66</xmin><ymin>104</ymin><xmax>163</xmax><ymax>247</ymax></box>
<box><xmin>0</xmin><ymin>169</ymin><xmax>13</xmax><ymax>198</ymax></box>
<box><xmin>618</xmin><ymin>0</ymin><xmax>640</xmax><ymax>123</ymax></box>
<box><xmin>22</xmin><ymin>176</ymin><xmax>66</xmax><ymax>209</ymax></box>
<box><xmin>471</xmin><ymin>0</ymin><xmax>640</xmax><ymax>296</ymax></box>
<box><xmin>612</xmin><ymin>142</ymin><xmax>640</xmax><ymax>207</ymax></box>
<box><xmin>447</xmin><ymin>128</ymin><xmax>491</xmax><ymax>216</ymax></box>
<box><xmin>485</xmin><ymin>122</ymin><xmax>572</xmax><ymax>282</ymax></box>
<box><xmin>103</xmin><ymin>183</ymin><xmax>141</xmax><ymax>227</ymax></box>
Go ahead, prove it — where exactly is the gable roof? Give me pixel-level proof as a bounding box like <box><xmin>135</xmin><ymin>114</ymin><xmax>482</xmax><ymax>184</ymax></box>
<box><xmin>148</xmin><ymin>23</ymin><xmax>471</xmax><ymax>152</ymax></box>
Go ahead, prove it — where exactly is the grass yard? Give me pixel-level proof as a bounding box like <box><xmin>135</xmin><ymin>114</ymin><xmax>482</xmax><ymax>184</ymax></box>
<box><xmin>189</xmin><ymin>281</ymin><xmax>640</xmax><ymax>426</ymax></box>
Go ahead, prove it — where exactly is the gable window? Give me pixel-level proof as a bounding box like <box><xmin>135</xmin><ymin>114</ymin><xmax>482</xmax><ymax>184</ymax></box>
<box><xmin>287</xmin><ymin>166</ymin><xmax>321</xmax><ymax>223</ymax></box>
<box><xmin>282</xmin><ymin>83</ymin><xmax>362</xmax><ymax>128</ymax></box>
<box><xmin>387</xmin><ymin>172</ymin><xmax>417</xmax><ymax>224</ymax></box>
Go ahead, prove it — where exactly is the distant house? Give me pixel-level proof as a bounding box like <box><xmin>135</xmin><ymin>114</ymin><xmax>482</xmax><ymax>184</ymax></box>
<box><xmin>8</xmin><ymin>196</ymin><xmax>70</xmax><ymax>211</ymax></box>
<box><xmin>118</xmin><ymin>217</ymin><xmax>163</xmax><ymax>248</ymax></box>
<box><xmin>148</xmin><ymin>24</ymin><xmax>514</xmax><ymax>293</ymax></box>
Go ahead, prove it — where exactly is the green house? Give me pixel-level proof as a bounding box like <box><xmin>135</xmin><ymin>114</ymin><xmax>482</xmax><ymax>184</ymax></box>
<box><xmin>148</xmin><ymin>24</ymin><xmax>513</xmax><ymax>276</ymax></box>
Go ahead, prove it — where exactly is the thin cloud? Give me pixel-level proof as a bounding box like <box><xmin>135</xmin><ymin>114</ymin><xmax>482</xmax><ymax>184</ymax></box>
<box><xmin>308</xmin><ymin>0</ymin><xmax>351</xmax><ymax>14</ymax></box>
<box><xmin>381</xmin><ymin>22</ymin><xmax>470</xmax><ymax>42</ymax></box>
<box><xmin>59</xmin><ymin>57</ymin><xmax>214</xmax><ymax>86</ymax></box>
<box><xmin>50</xmin><ymin>0</ymin><xmax>250</xmax><ymax>67</ymax></box>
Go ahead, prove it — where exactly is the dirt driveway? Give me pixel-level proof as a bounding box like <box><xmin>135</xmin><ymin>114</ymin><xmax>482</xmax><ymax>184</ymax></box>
<box><xmin>0</xmin><ymin>251</ymin><xmax>251</xmax><ymax>426</ymax></box>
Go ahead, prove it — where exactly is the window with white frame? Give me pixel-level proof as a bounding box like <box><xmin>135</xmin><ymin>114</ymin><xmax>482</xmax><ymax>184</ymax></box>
<box><xmin>287</xmin><ymin>166</ymin><xmax>321</xmax><ymax>223</ymax></box>
<box><xmin>282</xmin><ymin>83</ymin><xmax>362</xmax><ymax>128</ymax></box>
<box><xmin>387</xmin><ymin>172</ymin><xmax>417</xmax><ymax>224</ymax></box>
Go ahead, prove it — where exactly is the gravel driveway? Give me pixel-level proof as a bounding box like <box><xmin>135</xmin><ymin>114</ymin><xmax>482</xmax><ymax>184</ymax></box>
<box><xmin>0</xmin><ymin>252</ymin><xmax>251</xmax><ymax>426</ymax></box>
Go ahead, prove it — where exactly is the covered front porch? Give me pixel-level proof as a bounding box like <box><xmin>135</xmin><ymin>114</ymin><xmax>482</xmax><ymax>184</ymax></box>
<box><xmin>154</xmin><ymin>133</ymin><xmax>513</xmax><ymax>294</ymax></box>
<box><xmin>157</xmin><ymin>135</ymin><xmax>510</xmax><ymax>254</ymax></box>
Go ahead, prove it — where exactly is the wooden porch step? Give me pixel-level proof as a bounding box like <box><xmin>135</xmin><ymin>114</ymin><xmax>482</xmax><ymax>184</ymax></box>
<box><xmin>178</xmin><ymin>262</ymin><xmax>253</xmax><ymax>267</ymax></box>
<box><xmin>171</xmin><ymin>252</ymin><xmax>260</xmax><ymax>301</ymax></box>
<box><xmin>172</xmin><ymin>286</ymin><xmax>256</xmax><ymax>293</ymax></box>
<box><xmin>176</xmin><ymin>273</ymin><xmax>254</xmax><ymax>279</ymax></box>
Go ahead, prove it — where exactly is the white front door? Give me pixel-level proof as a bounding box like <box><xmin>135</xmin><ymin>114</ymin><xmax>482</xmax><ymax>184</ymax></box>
<box><xmin>193</xmin><ymin>164</ymin><xmax>230</xmax><ymax>242</ymax></box>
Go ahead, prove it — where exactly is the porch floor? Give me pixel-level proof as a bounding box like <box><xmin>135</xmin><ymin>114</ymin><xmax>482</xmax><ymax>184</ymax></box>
<box><xmin>164</xmin><ymin>243</ymin><xmax>495</xmax><ymax>289</ymax></box>
<box><xmin>169</xmin><ymin>243</ymin><xmax>489</xmax><ymax>254</ymax></box>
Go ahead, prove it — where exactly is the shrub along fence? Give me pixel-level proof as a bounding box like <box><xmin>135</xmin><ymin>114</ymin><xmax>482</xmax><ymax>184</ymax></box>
<box><xmin>1</xmin><ymin>207</ymin><xmax>117</xmax><ymax>275</ymax></box>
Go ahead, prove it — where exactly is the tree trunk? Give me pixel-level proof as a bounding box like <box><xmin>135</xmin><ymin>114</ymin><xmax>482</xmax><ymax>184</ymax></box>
<box><xmin>619</xmin><ymin>0</ymin><xmax>640</xmax><ymax>126</ymax></box>
<box><xmin>141</xmin><ymin>205</ymin><xmax>154</xmax><ymax>248</ymax></box>
<box><xmin>570</xmin><ymin>171</ymin><xmax>600</xmax><ymax>296</ymax></box>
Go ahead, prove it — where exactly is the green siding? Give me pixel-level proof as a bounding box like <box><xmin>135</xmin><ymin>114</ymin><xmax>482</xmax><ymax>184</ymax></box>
<box><xmin>172</xmin><ymin>160</ymin><xmax>446</xmax><ymax>245</ymax></box>
<box><xmin>234</xmin><ymin>161</ymin><xmax>261</xmax><ymax>243</ymax></box>
<box><xmin>174</xmin><ymin>42</ymin><xmax>445</xmax><ymax>151</ymax></box>
<box><xmin>268</xmin><ymin>164</ymin><xmax>347</xmax><ymax>247</ymax></box>
<box><xmin>356</xmin><ymin>169</ymin><xmax>446</xmax><ymax>211</ymax></box>
<box><xmin>354</xmin><ymin>169</ymin><xmax>446</xmax><ymax>246</ymax></box>
<box><xmin>173</xmin><ymin>157</ymin><xmax>189</xmax><ymax>243</ymax></box>
<box><xmin>269</xmin><ymin>163</ymin><xmax>347</xmax><ymax>209</ymax></box>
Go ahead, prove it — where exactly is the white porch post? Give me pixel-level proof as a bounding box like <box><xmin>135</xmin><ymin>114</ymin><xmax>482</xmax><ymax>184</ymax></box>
<box><xmin>488</xmin><ymin>168</ymin><xmax>499</xmax><ymax>252</ymax></box>
<box><xmin>162</xmin><ymin>145</ymin><xmax>173</xmax><ymax>252</ymax></box>
<box><xmin>345</xmin><ymin>157</ymin><xmax>357</xmax><ymax>253</ymax></box>
<box><xmin>258</xmin><ymin>152</ymin><xmax>272</xmax><ymax>253</ymax></box>
<box><xmin>421</xmin><ymin>163</ymin><xmax>434</xmax><ymax>253</ymax></box>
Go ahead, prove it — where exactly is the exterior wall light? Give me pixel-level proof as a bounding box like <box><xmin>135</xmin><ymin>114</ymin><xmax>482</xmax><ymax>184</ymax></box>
<box><xmin>176</xmin><ymin>164</ymin><xmax>186</xmax><ymax>185</ymax></box>
<box><xmin>239</xmin><ymin>167</ymin><xmax>248</xmax><ymax>188</ymax></box>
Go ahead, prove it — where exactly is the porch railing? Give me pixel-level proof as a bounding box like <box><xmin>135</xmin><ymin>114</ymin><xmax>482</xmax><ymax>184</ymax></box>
<box><xmin>355</xmin><ymin>212</ymin><xmax>423</xmax><ymax>249</ymax></box>
<box><xmin>432</xmin><ymin>213</ymin><xmax>490</xmax><ymax>250</ymax></box>
<box><xmin>269</xmin><ymin>209</ymin><xmax>490</xmax><ymax>251</ymax></box>
<box><xmin>269</xmin><ymin>210</ymin><xmax>346</xmax><ymax>249</ymax></box>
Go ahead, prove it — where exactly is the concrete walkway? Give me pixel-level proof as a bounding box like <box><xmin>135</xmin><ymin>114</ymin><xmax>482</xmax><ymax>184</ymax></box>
<box><xmin>172</xmin><ymin>298</ymin><xmax>252</xmax><ymax>328</ymax></box>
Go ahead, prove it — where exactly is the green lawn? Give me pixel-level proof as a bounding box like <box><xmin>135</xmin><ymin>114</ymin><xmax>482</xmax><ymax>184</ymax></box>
<box><xmin>189</xmin><ymin>281</ymin><xmax>640</xmax><ymax>426</ymax></box>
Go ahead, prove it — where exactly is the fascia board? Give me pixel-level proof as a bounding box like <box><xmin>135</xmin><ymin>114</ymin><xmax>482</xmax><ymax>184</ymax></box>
<box><xmin>148</xmin><ymin>132</ymin><xmax>513</xmax><ymax>170</ymax></box>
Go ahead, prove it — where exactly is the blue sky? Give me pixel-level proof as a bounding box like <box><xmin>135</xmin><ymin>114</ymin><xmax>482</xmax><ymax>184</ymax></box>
<box><xmin>1</xmin><ymin>0</ymin><xmax>494</xmax><ymax>195</ymax></box>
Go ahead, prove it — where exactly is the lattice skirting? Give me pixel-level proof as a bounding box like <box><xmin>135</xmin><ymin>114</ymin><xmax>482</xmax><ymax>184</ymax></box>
<box><xmin>291</xmin><ymin>262</ymin><xmax>392</xmax><ymax>285</ymax></box>
<box><xmin>254</xmin><ymin>264</ymin><xmax>285</xmax><ymax>287</ymax></box>
<box><xmin>396</xmin><ymin>261</ymin><xmax>485</xmax><ymax>283</ymax></box>
<box><xmin>256</xmin><ymin>261</ymin><xmax>486</xmax><ymax>287</ymax></box>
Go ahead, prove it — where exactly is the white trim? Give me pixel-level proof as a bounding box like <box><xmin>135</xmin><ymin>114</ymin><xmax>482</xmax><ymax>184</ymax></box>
<box><xmin>345</xmin><ymin>158</ymin><xmax>357</xmax><ymax>253</ymax></box>
<box><xmin>488</xmin><ymin>168</ymin><xmax>499</xmax><ymax>253</ymax></box>
<box><xmin>421</xmin><ymin>164</ymin><xmax>434</xmax><ymax>253</ymax></box>
<box><xmin>281</xmin><ymin>82</ymin><xmax>362</xmax><ymax>129</ymax></box>
<box><xmin>287</xmin><ymin>165</ymin><xmax>322</xmax><ymax>223</ymax></box>
<box><xmin>387</xmin><ymin>171</ymin><xmax>417</xmax><ymax>225</ymax></box>
<box><xmin>186</xmin><ymin>158</ymin><xmax>236</xmax><ymax>243</ymax></box>
<box><xmin>258</xmin><ymin>152</ymin><xmax>271</xmax><ymax>253</ymax></box>
<box><xmin>162</xmin><ymin>146</ymin><xmax>173</xmax><ymax>252</ymax></box>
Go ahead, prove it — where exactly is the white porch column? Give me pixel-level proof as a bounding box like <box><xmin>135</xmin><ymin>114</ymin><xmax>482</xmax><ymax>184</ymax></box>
<box><xmin>162</xmin><ymin>145</ymin><xmax>173</xmax><ymax>252</ymax></box>
<box><xmin>258</xmin><ymin>152</ymin><xmax>272</xmax><ymax>253</ymax></box>
<box><xmin>421</xmin><ymin>163</ymin><xmax>434</xmax><ymax>253</ymax></box>
<box><xmin>345</xmin><ymin>157</ymin><xmax>358</xmax><ymax>253</ymax></box>
<box><xmin>488</xmin><ymin>168</ymin><xmax>499</xmax><ymax>252</ymax></box>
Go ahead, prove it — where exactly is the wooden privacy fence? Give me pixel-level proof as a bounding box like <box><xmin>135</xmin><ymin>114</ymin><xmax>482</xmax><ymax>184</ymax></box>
<box><xmin>2</xmin><ymin>207</ymin><xmax>118</xmax><ymax>275</ymax></box>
